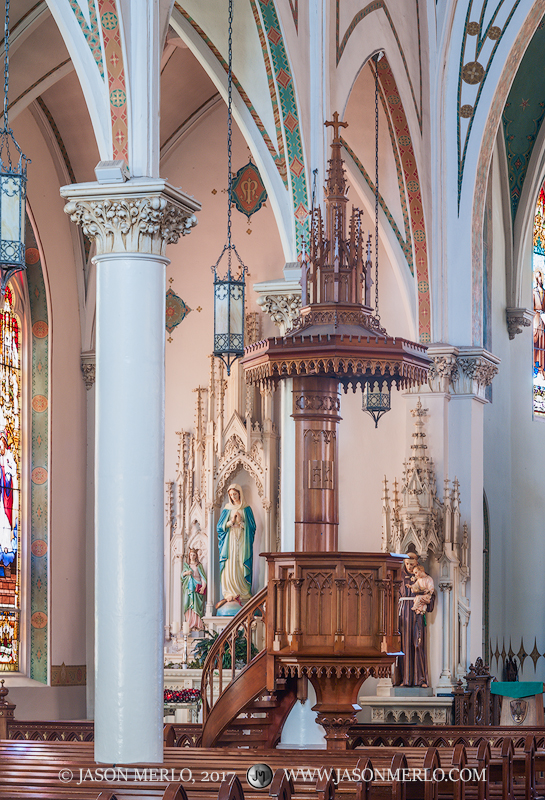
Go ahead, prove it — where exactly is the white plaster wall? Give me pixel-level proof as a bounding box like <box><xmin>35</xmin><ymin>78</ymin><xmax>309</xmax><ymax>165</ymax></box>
<box><xmin>162</xmin><ymin>103</ymin><xmax>285</xmax><ymax>607</ymax></box>
<box><xmin>343</xmin><ymin>62</ymin><xmax>405</xmax><ymax>237</ymax></box>
<box><xmin>5</xmin><ymin>685</ymin><xmax>86</xmax><ymax>720</ymax></box>
<box><xmin>179</xmin><ymin>0</ymin><xmax>277</xmax><ymax>139</ymax></box>
<box><xmin>162</xmin><ymin>101</ymin><xmax>284</xmax><ymax>474</ymax></box>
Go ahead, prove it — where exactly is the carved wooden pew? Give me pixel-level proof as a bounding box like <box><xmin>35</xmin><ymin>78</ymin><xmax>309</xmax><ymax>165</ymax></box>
<box><xmin>353</xmin><ymin>747</ymin><xmax>438</xmax><ymax>800</ymax></box>
<box><xmin>518</xmin><ymin>735</ymin><xmax>540</xmax><ymax>800</ymax></box>
<box><xmin>0</xmin><ymin>741</ymin><xmax>362</xmax><ymax>800</ymax></box>
<box><xmin>0</xmin><ymin>738</ymin><xmax>539</xmax><ymax>800</ymax></box>
<box><xmin>160</xmin><ymin>746</ymin><xmax>375</xmax><ymax>797</ymax></box>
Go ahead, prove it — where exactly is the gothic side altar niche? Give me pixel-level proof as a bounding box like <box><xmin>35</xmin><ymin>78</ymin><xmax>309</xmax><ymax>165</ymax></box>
<box><xmin>381</xmin><ymin>400</ymin><xmax>470</xmax><ymax>696</ymax></box>
<box><xmin>164</xmin><ymin>313</ymin><xmax>279</xmax><ymax>653</ymax></box>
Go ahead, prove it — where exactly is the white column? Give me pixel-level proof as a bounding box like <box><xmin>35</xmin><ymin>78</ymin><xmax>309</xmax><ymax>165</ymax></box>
<box><xmin>61</xmin><ymin>178</ymin><xmax>200</xmax><ymax>764</ymax></box>
<box><xmin>447</xmin><ymin>348</ymin><xmax>498</xmax><ymax>663</ymax></box>
<box><xmin>94</xmin><ymin>249</ymin><xmax>167</xmax><ymax>762</ymax></box>
<box><xmin>437</xmin><ymin>583</ymin><xmax>453</xmax><ymax>689</ymax></box>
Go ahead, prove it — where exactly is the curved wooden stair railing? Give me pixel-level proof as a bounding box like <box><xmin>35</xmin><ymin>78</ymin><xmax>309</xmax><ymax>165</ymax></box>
<box><xmin>200</xmin><ymin>588</ymin><xmax>297</xmax><ymax>748</ymax></box>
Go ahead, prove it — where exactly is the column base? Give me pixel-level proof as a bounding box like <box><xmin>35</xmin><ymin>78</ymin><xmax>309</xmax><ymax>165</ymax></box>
<box><xmin>376</xmin><ymin>677</ymin><xmax>393</xmax><ymax>697</ymax></box>
<box><xmin>435</xmin><ymin>673</ymin><xmax>454</xmax><ymax>693</ymax></box>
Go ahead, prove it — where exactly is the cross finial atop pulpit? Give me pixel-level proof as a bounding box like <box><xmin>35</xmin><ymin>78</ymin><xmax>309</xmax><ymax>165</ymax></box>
<box><xmin>325</xmin><ymin>111</ymin><xmax>348</xmax><ymax>142</ymax></box>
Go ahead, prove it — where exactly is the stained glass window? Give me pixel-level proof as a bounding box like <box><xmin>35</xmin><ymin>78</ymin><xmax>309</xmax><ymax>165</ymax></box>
<box><xmin>0</xmin><ymin>286</ymin><xmax>21</xmax><ymax>670</ymax></box>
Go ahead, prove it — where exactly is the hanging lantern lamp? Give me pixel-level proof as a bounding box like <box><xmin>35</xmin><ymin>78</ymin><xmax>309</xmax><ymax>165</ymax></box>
<box><xmin>362</xmin><ymin>380</ymin><xmax>392</xmax><ymax>428</ymax></box>
<box><xmin>0</xmin><ymin>0</ymin><xmax>30</xmax><ymax>295</ymax></box>
<box><xmin>362</xmin><ymin>52</ymin><xmax>390</xmax><ymax>425</ymax></box>
<box><xmin>212</xmin><ymin>0</ymin><xmax>247</xmax><ymax>375</ymax></box>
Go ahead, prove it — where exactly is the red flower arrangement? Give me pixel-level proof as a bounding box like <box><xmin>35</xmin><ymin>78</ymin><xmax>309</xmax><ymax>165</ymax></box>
<box><xmin>164</xmin><ymin>688</ymin><xmax>201</xmax><ymax>704</ymax></box>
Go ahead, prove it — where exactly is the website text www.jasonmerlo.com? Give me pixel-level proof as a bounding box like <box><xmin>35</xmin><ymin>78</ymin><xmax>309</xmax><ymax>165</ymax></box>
<box><xmin>283</xmin><ymin>766</ymin><xmax>487</xmax><ymax>784</ymax></box>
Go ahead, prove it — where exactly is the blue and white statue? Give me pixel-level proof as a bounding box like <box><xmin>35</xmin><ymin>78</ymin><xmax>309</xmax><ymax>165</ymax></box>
<box><xmin>216</xmin><ymin>483</ymin><xmax>256</xmax><ymax>615</ymax></box>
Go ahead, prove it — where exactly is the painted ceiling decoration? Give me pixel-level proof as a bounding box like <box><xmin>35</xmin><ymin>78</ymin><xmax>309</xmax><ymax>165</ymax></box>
<box><xmin>470</xmin><ymin>2</ymin><xmax>545</xmax><ymax>346</ymax></box>
<box><xmin>69</xmin><ymin>0</ymin><xmax>128</xmax><ymax>162</ymax></box>
<box><xmin>457</xmin><ymin>0</ymin><xmax>523</xmax><ymax>205</ymax></box>
<box><xmin>502</xmin><ymin>17</ymin><xmax>545</xmax><ymax>221</ymax></box>
<box><xmin>175</xmin><ymin>0</ymin><xmax>309</xmax><ymax>252</ymax></box>
<box><xmin>96</xmin><ymin>0</ymin><xmax>128</xmax><ymax>163</ymax></box>
<box><xmin>254</xmin><ymin>0</ymin><xmax>308</xmax><ymax>247</ymax></box>
<box><xmin>166</xmin><ymin>287</ymin><xmax>192</xmax><ymax>343</ymax></box>
<box><xmin>335</xmin><ymin>0</ymin><xmax>423</xmax><ymax>133</ymax></box>
<box><xmin>175</xmin><ymin>4</ymin><xmax>288</xmax><ymax>187</ymax></box>
<box><xmin>232</xmin><ymin>160</ymin><xmax>268</xmax><ymax>219</ymax></box>
<box><xmin>342</xmin><ymin>62</ymin><xmax>414</xmax><ymax>276</ymax></box>
<box><xmin>69</xmin><ymin>0</ymin><xmax>104</xmax><ymax>79</ymax></box>
<box><xmin>8</xmin><ymin>58</ymin><xmax>69</xmax><ymax>120</ymax></box>
<box><xmin>35</xmin><ymin>98</ymin><xmax>77</xmax><ymax>185</ymax></box>
<box><xmin>247</xmin><ymin>0</ymin><xmax>289</xmax><ymax>186</ymax></box>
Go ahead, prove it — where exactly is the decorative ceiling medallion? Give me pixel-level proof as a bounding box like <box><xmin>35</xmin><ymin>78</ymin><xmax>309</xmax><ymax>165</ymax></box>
<box><xmin>462</xmin><ymin>61</ymin><xmax>485</xmax><ymax>85</ymax></box>
<box><xmin>31</xmin><ymin>611</ymin><xmax>48</xmax><ymax>629</ymax></box>
<box><xmin>165</xmin><ymin>288</ymin><xmax>191</xmax><ymax>342</ymax></box>
<box><xmin>25</xmin><ymin>247</ymin><xmax>40</xmax><ymax>265</ymax></box>
<box><xmin>488</xmin><ymin>26</ymin><xmax>501</xmax><ymax>40</ymax></box>
<box><xmin>31</xmin><ymin>540</ymin><xmax>47</xmax><ymax>557</ymax></box>
<box><xmin>467</xmin><ymin>21</ymin><xmax>480</xmax><ymax>36</ymax></box>
<box><xmin>460</xmin><ymin>104</ymin><xmax>474</xmax><ymax>118</ymax></box>
<box><xmin>232</xmin><ymin>161</ymin><xmax>267</xmax><ymax>219</ymax></box>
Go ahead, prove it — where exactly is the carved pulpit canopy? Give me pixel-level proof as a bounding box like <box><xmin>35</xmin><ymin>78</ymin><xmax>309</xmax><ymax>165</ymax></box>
<box><xmin>243</xmin><ymin>116</ymin><xmax>429</xmax><ymax>395</ymax></box>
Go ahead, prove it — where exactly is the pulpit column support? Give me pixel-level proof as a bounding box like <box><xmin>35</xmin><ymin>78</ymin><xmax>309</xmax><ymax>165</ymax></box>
<box><xmin>292</xmin><ymin>376</ymin><xmax>341</xmax><ymax>551</ymax></box>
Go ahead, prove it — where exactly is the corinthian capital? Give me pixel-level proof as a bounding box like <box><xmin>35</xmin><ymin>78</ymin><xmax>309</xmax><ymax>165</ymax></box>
<box><xmin>253</xmin><ymin>263</ymin><xmax>302</xmax><ymax>335</ymax></box>
<box><xmin>61</xmin><ymin>178</ymin><xmax>201</xmax><ymax>257</ymax></box>
<box><xmin>426</xmin><ymin>345</ymin><xmax>460</xmax><ymax>394</ymax></box>
<box><xmin>456</xmin><ymin>348</ymin><xmax>500</xmax><ymax>397</ymax></box>
<box><xmin>258</xmin><ymin>293</ymin><xmax>302</xmax><ymax>333</ymax></box>
<box><xmin>415</xmin><ymin>344</ymin><xmax>500</xmax><ymax>400</ymax></box>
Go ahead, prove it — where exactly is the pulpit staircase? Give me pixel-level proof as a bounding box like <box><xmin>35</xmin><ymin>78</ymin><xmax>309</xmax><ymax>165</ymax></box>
<box><xmin>200</xmin><ymin>588</ymin><xmax>297</xmax><ymax>748</ymax></box>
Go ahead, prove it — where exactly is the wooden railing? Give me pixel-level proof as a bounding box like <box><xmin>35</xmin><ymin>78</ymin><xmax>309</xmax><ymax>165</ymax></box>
<box><xmin>7</xmin><ymin>719</ymin><xmax>95</xmax><ymax>741</ymax></box>
<box><xmin>201</xmin><ymin>588</ymin><xmax>267</xmax><ymax>722</ymax></box>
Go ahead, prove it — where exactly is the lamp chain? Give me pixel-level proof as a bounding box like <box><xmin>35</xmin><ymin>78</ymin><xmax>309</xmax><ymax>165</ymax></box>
<box><xmin>373</xmin><ymin>52</ymin><xmax>380</xmax><ymax>322</ymax></box>
<box><xmin>311</xmin><ymin>167</ymin><xmax>318</xmax><ymax>212</ymax></box>
<box><xmin>226</xmin><ymin>0</ymin><xmax>233</xmax><ymax>272</ymax></box>
<box><xmin>3</xmin><ymin>0</ymin><xmax>9</xmax><ymax>128</ymax></box>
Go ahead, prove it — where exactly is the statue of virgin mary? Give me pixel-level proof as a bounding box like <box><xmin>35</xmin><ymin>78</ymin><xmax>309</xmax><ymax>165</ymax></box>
<box><xmin>216</xmin><ymin>483</ymin><xmax>256</xmax><ymax>615</ymax></box>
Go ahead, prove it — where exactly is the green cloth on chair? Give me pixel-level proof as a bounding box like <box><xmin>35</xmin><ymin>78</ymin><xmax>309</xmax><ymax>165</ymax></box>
<box><xmin>491</xmin><ymin>682</ymin><xmax>544</xmax><ymax>698</ymax></box>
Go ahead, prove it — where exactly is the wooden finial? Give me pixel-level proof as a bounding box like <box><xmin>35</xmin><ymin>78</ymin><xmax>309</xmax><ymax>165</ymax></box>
<box><xmin>325</xmin><ymin>111</ymin><xmax>348</xmax><ymax>142</ymax></box>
